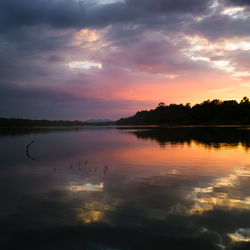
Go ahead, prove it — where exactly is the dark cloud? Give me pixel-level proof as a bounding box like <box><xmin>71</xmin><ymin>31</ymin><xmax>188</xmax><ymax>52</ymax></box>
<box><xmin>190</xmin><ymin>15</ymin><xmax>250</xmax><ymax>40</ymax></box>
<box><xmin>223</xmin><ymin>50</ymin><xmax>250</xmax><ymax>71</ymax></box>
<box><xmin>126</xmin><ymin>0</ymin><xmax>213</xmax><ymax>13</ymax></box>
<box><xmin>0</xmin><ymin>0</ymin><xmax>213</xmax><ymax>32</ymax></box>
<box><xmin>99</xmin><ymin>27</ymin><xmax>217</xmax><ymax>75</ymax></box>
<box><xmin>0</xmin><ymin>82</ymin><xmax>154</xmax><ymax>119</ymax></box>
<box><xmin>228</xmin><ymin>0</ymin><xmax>250</xmax><ymax>6</ymax></box>
<box><xmin>0</xmin><ymin>0</ymin><xmax>85</xmax><ymax>31</ymax></box>
<box><xmin>0</xmin><ymin>82</ymin><xmax>80</xmax><ymax>119</ymax></box>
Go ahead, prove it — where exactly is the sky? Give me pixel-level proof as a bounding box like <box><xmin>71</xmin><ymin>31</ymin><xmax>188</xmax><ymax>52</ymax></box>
<box><xmin>1</xmin><ymin>0</ymin><xmax>250</xmax><ymax>120</ymax></box>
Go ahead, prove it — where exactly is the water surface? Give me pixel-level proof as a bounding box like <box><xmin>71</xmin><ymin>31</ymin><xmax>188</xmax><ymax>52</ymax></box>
<box><xmin>1</xmin><ymin>126</ymin><xmax>250</xmax><ymax>249</ymax></box>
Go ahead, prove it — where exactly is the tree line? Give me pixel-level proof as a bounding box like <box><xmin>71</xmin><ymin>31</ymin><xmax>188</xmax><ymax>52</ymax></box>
<box><xmin>0</xmin><ymin>118</ymin><xmax>113</xmax><ymax>127</ymax></box>
<box><xmin>117</xmin><ymin>97</ymin><xmax>250</xmax><ymax>125</ymax></box>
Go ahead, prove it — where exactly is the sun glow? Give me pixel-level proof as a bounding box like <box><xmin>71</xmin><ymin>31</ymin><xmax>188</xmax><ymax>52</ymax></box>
<box><xmin>72</xmin><ymin>29</ymin><xmax>100</xmax><ymax>45</ymax></box>
<box><xmin>222</xmin><ymin>7</ymin><xmax>246</xmax><ymax>18</ymax></box>
<box><xmin>225</xmin><ymin>41</ymin><xmax>250</xmax><ymax>51</ymax></box>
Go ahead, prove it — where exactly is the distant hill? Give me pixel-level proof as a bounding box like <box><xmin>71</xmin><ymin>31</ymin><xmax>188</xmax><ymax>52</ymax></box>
<box><xmin>117</xmin><ymin>97</ymin><xmax>250</xmax><ymax>125</ymax></box>
<box><xmin>85</xmin><ymin>119</ymin><xmax>113</xmax><ymax>123</ymax></box>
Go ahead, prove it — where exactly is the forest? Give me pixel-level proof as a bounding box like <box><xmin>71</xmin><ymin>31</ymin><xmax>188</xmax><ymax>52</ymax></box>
<box><xmin>117</xmin><ymin>97</ymin><xmax>250</xmax><ymax>125</ymax></box>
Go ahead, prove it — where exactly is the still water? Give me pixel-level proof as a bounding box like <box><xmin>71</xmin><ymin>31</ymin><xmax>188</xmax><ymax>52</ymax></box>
<box><xmin>1</xmin><ymin>126</ymin><xmax>250</xmax><ymax>250</ymax></box>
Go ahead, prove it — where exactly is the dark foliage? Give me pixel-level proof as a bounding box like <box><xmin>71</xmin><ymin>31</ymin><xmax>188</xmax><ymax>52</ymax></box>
<box><xmin>0</xmin><ymin>118</ymin><xmax>114</xmax><ymax>127</ymax></box>
<box><xmin>117</xmin><ymin>97</ymin><xmax>250</xmax><ymax>125</ymax></box>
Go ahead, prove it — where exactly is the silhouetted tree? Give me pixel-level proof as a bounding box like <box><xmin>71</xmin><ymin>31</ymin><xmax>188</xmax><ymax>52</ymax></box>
<box><xmin>117</xmin><ymin>97</ymin><xmax>250</xmax><ymax>125</ymax></box>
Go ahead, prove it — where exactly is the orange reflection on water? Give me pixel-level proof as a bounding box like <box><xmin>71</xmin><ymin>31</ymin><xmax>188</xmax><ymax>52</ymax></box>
<box><xmin>78</xmin><ymin>210</ymin><xmax>103</xmax><ymax>224</ymax></box>
<box><xmin>108</xmin><ymin>141</ymin><xmax>250</xmax><ymax>177</ymax></box>
<box><xmin>69</xmin><ymin>182</ymin><xmax>104</xmax><ymax>192</ymax></box>
<box><xmin>229</xmin><ymin>228</ymin><xmax>250</xmax><ymax>242</ymax></box>
<box><xmin>77</xmin><ymin>201</ymin><xmax>112</xmax><ymax>224</ymax></box>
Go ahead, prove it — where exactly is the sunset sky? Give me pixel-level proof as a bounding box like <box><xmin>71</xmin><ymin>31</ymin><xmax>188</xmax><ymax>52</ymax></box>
<box><xmin>1</xmin><ymin>0</ymin><xmax>250</xmax><ymax>120</ymax></box>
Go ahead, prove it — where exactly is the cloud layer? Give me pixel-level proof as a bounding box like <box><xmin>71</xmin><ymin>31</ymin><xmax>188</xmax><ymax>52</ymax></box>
<box><xmin>1</xmin><ymin>0</ymin><xmax>250</xmax><ymax>120</ymax></box>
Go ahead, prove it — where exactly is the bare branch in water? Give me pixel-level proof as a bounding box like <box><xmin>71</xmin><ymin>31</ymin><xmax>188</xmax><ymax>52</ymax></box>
<box><xmin>26</xmin><ymin>140</ymin><xmax>35</xmax><ymax>160</ymax></box>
